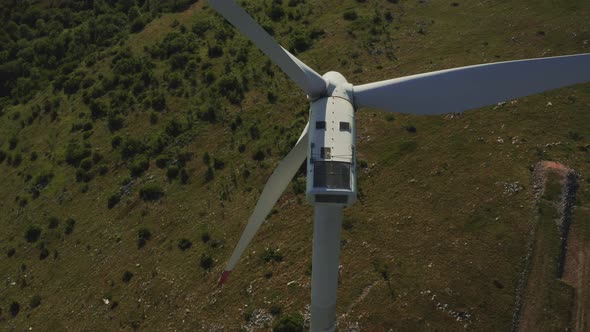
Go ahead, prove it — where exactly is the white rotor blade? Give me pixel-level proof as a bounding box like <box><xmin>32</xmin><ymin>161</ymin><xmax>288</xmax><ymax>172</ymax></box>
<box><xmin>219</xmin><ymin>123</ymin><xmax>309</xmax><ymax>285</ymax></box>
<box><xmin>353</xmin><ymin>53</ymin><xmax>590</xmax><ymax>115</ymax></box>
<box><xmin>209</xmin><ymin>0</ymin><xmax>326</xmax><ymax>98</ymax></box>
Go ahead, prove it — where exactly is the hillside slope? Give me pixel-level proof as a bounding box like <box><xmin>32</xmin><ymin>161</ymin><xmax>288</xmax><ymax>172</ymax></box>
<box><xmin>1</xmin><ymin>0</ymin><xmax>590</xmax><ymax>330</ymax></box>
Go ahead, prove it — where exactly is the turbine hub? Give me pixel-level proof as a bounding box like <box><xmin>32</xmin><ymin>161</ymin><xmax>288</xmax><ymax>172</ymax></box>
<box><xmin>323</xmin><ymin>71</ymin><xmax>354</xmax><ymax>105</ymax></box>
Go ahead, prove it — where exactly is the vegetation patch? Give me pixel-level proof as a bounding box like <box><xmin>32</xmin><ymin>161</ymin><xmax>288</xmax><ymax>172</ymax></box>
<box><xmin>139</xmin><ymin>183</ymin><xmax>164</xmax><ymax>201</ymax></box>
<box><xmin>25</xmin><ymin>226</ymin><xmax>41</xmax><ymax>243</ymax></box>
<box><xmin>200</xmin><ymin>254</ymin><xmax>214</xmax><ymax>270</ymax></box>
<box><xmin>178</xmin><ymin>238</ymin><xmax>192</xmax><ymax>251</ymax></box>
<box><xmin>137</xmin><ymin>228</ymin><xmax>152</xmax><ymax>248</ymax></box>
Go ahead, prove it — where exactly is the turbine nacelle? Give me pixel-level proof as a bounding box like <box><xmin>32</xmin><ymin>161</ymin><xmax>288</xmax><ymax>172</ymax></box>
<box><xmin>306</xmin><ymin>85</ymin><xmax>357</xmax><ymax>207</ymax></box>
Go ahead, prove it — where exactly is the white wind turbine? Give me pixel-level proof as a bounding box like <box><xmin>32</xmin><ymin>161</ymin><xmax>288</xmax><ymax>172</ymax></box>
<box><xmin>209</xmin><ymin>1</ymin><xmax>590</xmax><ymax>331</ymax></box>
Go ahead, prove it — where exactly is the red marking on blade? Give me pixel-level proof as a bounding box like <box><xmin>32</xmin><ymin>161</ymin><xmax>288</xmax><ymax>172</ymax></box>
<box><xmin>218</xmin><ymin>270</ymin><xmax>231</xmax><ymax>286</ymax></box>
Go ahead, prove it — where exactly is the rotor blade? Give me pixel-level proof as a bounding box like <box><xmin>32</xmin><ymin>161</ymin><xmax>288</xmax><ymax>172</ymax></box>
<box><xmin>219</xmin><ymin>123</ymin><xmax>309</xmax><ymax>285</ymax></box>
<box><xmin>353</xmin><ymin>53</ymin><xmax>590</xmax><ymax>115</ymax></box>
<box><xmin>209</xmin><ymin>0</ymin><xmax>326</xmax><ymax>98</ymax></box>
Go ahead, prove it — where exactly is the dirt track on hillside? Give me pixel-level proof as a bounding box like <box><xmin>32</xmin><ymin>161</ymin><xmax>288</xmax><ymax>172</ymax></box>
<box><xmin>517</xmin><ymin>161</ymin><xmax>588</xmax><ymax>332</ymax></box>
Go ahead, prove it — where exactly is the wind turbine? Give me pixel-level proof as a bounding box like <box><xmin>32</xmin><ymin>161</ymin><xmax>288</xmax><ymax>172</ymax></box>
<box><xmin>209</xmin><ymin>1</ymin><xmax>590</xmax><ymax>330</ymax></box>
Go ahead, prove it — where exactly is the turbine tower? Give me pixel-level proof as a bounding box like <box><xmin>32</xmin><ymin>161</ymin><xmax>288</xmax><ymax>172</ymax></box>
<box><xmin>209</xmin><ymin>1</ymin><xmax>590</xmax><ymax>330</ymax></box>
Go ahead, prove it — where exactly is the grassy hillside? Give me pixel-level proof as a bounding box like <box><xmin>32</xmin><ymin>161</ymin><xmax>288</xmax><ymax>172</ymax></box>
<box><xmin>1</xmin><ymin>0</ymin><xmax>590</xmax><ymax>330</ymax></box>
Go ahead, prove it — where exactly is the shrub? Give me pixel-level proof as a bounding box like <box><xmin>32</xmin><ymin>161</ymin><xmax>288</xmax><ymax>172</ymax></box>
<box><xmin>201</xmin><ymin>231</ymin><xmax>211</xmax><ymax>243</ymax></box>
<box><xmin>292</xmin><ymin>178</ymin><xmax>305</xmax><ymax>195</ymax></box>
<box><xmin>63</xmin><ymin>75</ymin><xmax>81</xmax><ymax>94</ymax></box>
<box><xmin>122</xmin><ymin>271</ymin><xmax>134</xmax><ymax>283</ymax></box>
<box><xmin>156</xmin><ymin>156</ymin><xmax>168</xmax><ymax>168</ymax></box>
<box><xmin>31</xmin><ymin>188</ymin><xmax>40</xmax><ymax>199</ymax></box>
<box><xmin>200</xmin><ymin>254</ymin><xmax>213</xmax><ymax>270</ymax></box>
<box><xmin>9</xmin><ymin>301</ymin><xmax>20</xmax><ymax>317</ymax></box>
<box><xmin>11</xmin><ymin>152</ymin><xmax>23</xmax><ymax>167</ymax></box>
<box><xmin>213</xmin><ymin>158</ymin><xmax>225</xmax><ymax>170</ymax></box>
<box><xmin>151</xmin><ymin>91</ymin><xmax>166</xmax><ymax>111</ymax></box>
<box><xmin>92</xmin><ymin>152</ymin><xmax>103</xmax><ymax>164</ymax></box>
<box><xmin>404</xmin><ymin>124</ymin><xmax>417</xmax><ymax>133</ymax></box>
<box><xmin>269</xmin><ymin>305</ymin><xmax>282</xmax><ymax>316</ymax></box>
<box><xmin>249</xmin><ymin>125</ymin><xmax>260</xmax><ymax>140</ymax></box>
<box><xmin>149</xmin><ymin>133</ymin><xmax>168</xmax><ymax>155</ymax></box>
<box><xmin>18</xmin><ymin>196</ymin><xmax>28</xmax><ymax>206</ymax></box>
<box><xmin>130</xmin><ymin>16</ymin><xmax>146</xmax><ymax>33</ymax></box>
<box><xmin>108</xmin><ymin>192</ymin><xmax>121</xmax><ymax>209</ymax></box>
<box><xmin>64</xmin><ymin>218</ymin><xmax>76</xmax><ymax>235</ymax></box>
<box><xmin>273</xmin><ymin>313</ymin><xmax>304</xmax><ymax>332</ymax></box>
<box><xmin>216</xmin><ymin>74</ymin><xmax>244</xmax><ymax>104</ymax></box>
<box><xmin>65</xmin><ymin>141</ymin><xmax>91</xmax><ymax>166</ymax></box>
<box><xmin>111</xmin><ymin>135</ymin><xmax>122</xmax><ymax>148</ymax></box>
<box><xmin>262</xmin><ymin>247</ymin><xmax>283</xmax><ymax>263</ymax></box>
<box><xmin>253</xmin><ymin>149</ymin><xmax>265</xmax><ymax>161</ymax></box>
<box><xmin>75</xmin><ymin>168</ymin><xmax>94</xmax><ymax>183</ymax></box>
<box><xmin>204</xmin><ymin>167</ymin><xmax>214</xmax><ymax>182</ymax></box>
<box><xmin>39</xmin><ymin>246</ymin><xmax>49</xmax><ymax>260</ymax></box>
<box><xmin>29</xmin><ymin>295</ymin><xmax>41</xmax><ymax>308</ymax></box>
<box><xmin>202</xmin><ymin>152</ymin><xmax>210</xmax><ymax>165</ymax></box>
<box><xmin>137</xmin><ymin>228</ymin><xmax>151</xmax><ymax>248</ymax></box>
<box><xmin>165</xmin><ymin>118</ymin><xmax>185</xmax><ymax>137</ymax></box>
<box><xmin>90</xmin><ymin>99</ymin><xmax>108</xmax><ymax>118</ymax></box>
<box><xmin>150</xmin><ymin>111</ymin><xmax>158</xmax><ymax>124</ymax></box>
<box><xmin>289</xmin><ymin>30</ymin><xmax>312</xmax><ymax>53</ymax></box>
<box><xmin>7</xmin><ymin>248</ymin><xmax>16</xmax><ymax>257</ymax></box>
<box><xmin>9</xmin><ymin>136</ymin><xmax>18</xmax><ymax>150</ymax></box>
<box><xmin>244</xmin><ymin>308</ymin><xmax>254</xmax><ymax>322</ymax></box>
<box><xmin>33</xmin><ymin>171</ymin><xmax>54</xmax><ymax>189</ymax></box>
<box><xmin>139</xmin><ymin>183</ymin><xmax>164</xmax><ymax>201</ymax></box>
<box><xmin>192</xmin><ymin>18</ymin><xmax>211</xmax><ymax>36</ymax></box>
<box><xmin>176</xmin><ymin>151</ymin><xmax>192</xmax><ymax>166</ymax></box>
<box><xmin>25</xmin><ymin>226</ymin><xmax>41</xmax><ymax>243</ymax></box>
<box><xmin>267</xmin><ymin>91</ymin><xmax>278</xmax><ymax>103</ymax></box>
<box><xmin>197</xmin><ymin>105</ymin><xmax>217</xmax><ymax>123</ymax></box>
<box><xmin>48</xmin><ymin>217</ymin><xmax>59</xmax><ymax>229</ymax></box>
<box><xmin>169</xmin><ymin>52</ymin><xmax>189</xmax><ymax>70</ymax></box>
<box><xmin>568</xmin><ymin>131</ymin><xmax>583</xmax><ymax>141</ymax></box>
<box><xmin>207</xmin><ymin>44</ymin><xmax>223</xmax><ymax>58</ymax></box>
<box><xmin>178</xmin><ymin>238</ymin><xmax>192</xmax><ymax>251</ymax></box>
<box><xmin>108</xmin><ymin>113</ymin><xmax>125</xmax><ymax>131</ymax></box>
<box><xmin>343</xmin><ymin>217</ymin><xmax>354</xmax><ymax>231</ymax></box>
<box><xmin>98</xmin><ymin>165</ymin><xmax>109</xmax><ymax>175</ymax></box>
<box><xmin>343</xmin><ymin>10</ymin><xmax>358</xmax><ymax>21</ymax></box>
<box><xmin>79</xmin><ymin>157</ymin><xmax>93</xmax><ymax>170</ymax></box>
<box><xmin>267</xmin><ymin>4</ymin><xmax>285</xmax><ymax>21</ymax></box>
<box><xmin>166</xmin><ymin>165</ymin><xmax>179</xmax><ymax>180</ymax></box>
<box><xmin>128</xmin><ymin>155</ymin><xmax>149</xmax><ymax>177</ymax></box>
<box><xmin>120</xmin><ymin>137</ymin><xmax>144</xmax><ymax>159</ymax></box>
<box><xmin>180</xmin><ymin>169</ymin><xmax>189</xmax><ymax>184</ymax></box>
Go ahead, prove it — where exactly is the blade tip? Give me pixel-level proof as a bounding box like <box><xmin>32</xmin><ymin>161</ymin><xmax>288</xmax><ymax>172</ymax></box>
<box><xmin>218</xmin><ymin>270</ymin><xmax>231</xmax><ymax>286</ymax></box>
